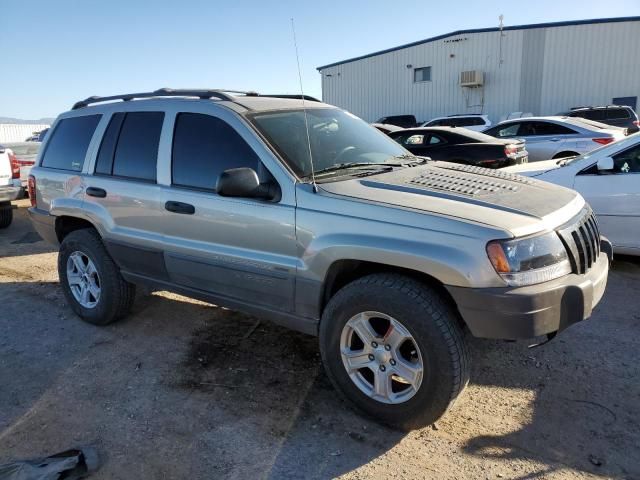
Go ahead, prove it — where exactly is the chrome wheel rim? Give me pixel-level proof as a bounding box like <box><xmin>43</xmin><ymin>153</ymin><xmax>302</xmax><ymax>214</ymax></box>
<box><xmin>66</xmin><ymin>251</ymin><xmax>101</xmax><ymax>309</ymax></box>
<box><xmin>340</xmin><ymin>311</ymin><xmax>424</xmax><ymax>404</ymax></box>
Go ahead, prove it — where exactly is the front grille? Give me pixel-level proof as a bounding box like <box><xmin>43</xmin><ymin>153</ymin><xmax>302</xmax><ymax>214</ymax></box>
<box><xmin>556</xmin><ymin>208</ymin><xmax>601</xmax><ymax>274</ymax></box>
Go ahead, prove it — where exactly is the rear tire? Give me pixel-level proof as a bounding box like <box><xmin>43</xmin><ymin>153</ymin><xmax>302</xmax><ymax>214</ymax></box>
<box><xmin>319</xmin><ymin>273</ymin><xmax>469</xmax><ymax>431</ymax></box>
<box><xmin>58</xmin><ymin>228</ymin><xmax>136</xmax><ymax>325</ymax></box>
<box><xmin>0</xmin><ymin>202</ymin><xmax>13</xmax><ymax>229</ymax></box>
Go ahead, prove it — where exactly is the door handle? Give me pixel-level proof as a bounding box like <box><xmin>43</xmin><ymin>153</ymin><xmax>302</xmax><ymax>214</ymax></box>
<box><xmin>86</xmin><ymin>187</ymin><xmax>107</xmax><ymax>198</ymax></box>
<box><xmin>165</xmin><ymin>201</ymin><xmax>195</xmax><ymax>215</ymax></box>
<box><xmin>550</xmin><ymin>138</ymin><xmax>561</xmax><ymax>142</ymax></box>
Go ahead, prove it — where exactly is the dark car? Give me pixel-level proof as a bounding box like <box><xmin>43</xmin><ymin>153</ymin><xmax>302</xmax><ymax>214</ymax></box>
<box><xmin>388</xmin><ymin>127</ymin><xmax>528</xmax><ymax>168</ymax></box>
<box><xmin>557</xmin><ymin>105</ymin><xmax>639</xmax><ymax>134</ymax></box>
<box><xmin>371</xmin><ymin>123</ymin><xmax>404</xmax><ymax>134</ymax></box>
<box><xmin>374</xmin><ymin>115</ymin><xmax>417</xmax><ymax>128</ymax></box>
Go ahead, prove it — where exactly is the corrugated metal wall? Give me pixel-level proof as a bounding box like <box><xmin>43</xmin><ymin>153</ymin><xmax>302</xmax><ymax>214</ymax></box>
<box><xmin>0</xmin><ymin>124</ymin><xmax>49</xmax><ymax>143</ymax></box>
<box><xmin>319</xmin><ymin>20</ymin><xmax>640</xmax><ymax>124</ymax></box>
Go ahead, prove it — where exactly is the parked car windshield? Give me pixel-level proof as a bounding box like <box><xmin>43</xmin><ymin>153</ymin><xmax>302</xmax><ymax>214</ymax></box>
<box><xmin>250</xmin><ymin>108</ymin><xmax>410</xmax><ymax>179</ymax></box>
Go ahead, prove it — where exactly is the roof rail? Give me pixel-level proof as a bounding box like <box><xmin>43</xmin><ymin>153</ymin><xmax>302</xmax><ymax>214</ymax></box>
<box><xmin>71</xmin><ymin>88</ymin><xmax>259</xmax><ymax>110</ymax></box>
<box><xmin>261</xmin><ymin>94</ymin><xmax>321</xmax><ymax>102</ymax></box>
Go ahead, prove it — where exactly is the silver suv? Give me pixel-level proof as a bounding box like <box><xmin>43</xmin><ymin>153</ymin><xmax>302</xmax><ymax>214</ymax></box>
<box><xmin>28</xmin><ymin>89</ymin><xmax>611</xmax><ymax>430</ymax></box>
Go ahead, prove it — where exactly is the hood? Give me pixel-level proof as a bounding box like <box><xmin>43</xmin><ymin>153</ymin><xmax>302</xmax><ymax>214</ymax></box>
<box><xmin>319</xmin><ymin>161</ymin><xmax>584</xmax><ymax>237</ymax></box>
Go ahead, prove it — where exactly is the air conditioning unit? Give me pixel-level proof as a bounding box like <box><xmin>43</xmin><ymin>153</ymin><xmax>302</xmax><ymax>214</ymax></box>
<box><xmin>460</xmin><ymin>70</ymin><xmax>484</xmax><ymax>87</ymax></box>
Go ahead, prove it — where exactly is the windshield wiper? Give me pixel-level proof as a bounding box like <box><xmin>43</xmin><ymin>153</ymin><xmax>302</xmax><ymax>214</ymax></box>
<box><xmin>383</xmin><ymin>154</ymin><xmax>429</xmax><ymax>166</ymax></box>
<box><xmin>313</xmin><ymin>162</ymin><xmax>393</xmax><ymax>177</ymax></box>
<box><xmin>556</xmin><ymin>155</ymin><xmax>580</xmax><ymax>166</ymax></box>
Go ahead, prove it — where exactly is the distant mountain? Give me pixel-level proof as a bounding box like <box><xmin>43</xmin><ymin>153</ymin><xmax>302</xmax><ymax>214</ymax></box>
<box><xmin>0</xmin><ymin>116</ymin><xmax>54</xmax><ymax>124</ymax></box>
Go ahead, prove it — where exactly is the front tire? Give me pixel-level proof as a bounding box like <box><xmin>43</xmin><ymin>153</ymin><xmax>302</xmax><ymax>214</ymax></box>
<box><xmin>58</xmin><ymin>229</ymin><xmax>135</xmax><ymax>325</ymax></box>
<box><xmin>0</xmin><ymin>202</ymin><xmax>13</xmax><ymax>229</ymax></box>
<box><xmin>319</xmin><ymin>274</ymin><xmax>469</xmax><ymax>431</ymax></box>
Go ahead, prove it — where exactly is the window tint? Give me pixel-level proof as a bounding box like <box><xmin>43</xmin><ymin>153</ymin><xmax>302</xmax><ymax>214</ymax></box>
<box><xmin>414</xmin><ymin>66</ymin><xmax>431</xmax><ymax>82</ymax></box>
<box><xmin>517</xmin><ymin>121</ymin><xmax>576</xmax><ymax>136</ymax></box>
<box><xmin>428</xmin><ymin>135</ymin><xmax>444</xmax><ymax>145</ymax></box>
<box><xmin>488</xmin><ymin>123</ymin><xmax>519</xmax><ymax>138</ymax></box>
<box><xmin>95</xmin><ymin>113</ymin><xmax>125</xmax><ymax>175</ymax></box>
<box><xmin>607</xmin><ymin>108</ymin><xmax>631</xmax><ymax>120</ymax></box>
<box><xmin>579</xmin><ymin>110</ymin><xmax>606</xmax><ymax>121</ymax></box>
<box><xmin>612</xmin><ymin>144</ymin><xmax>640</xmax><ymax>173</ymax></box>
<box><xmin>111</xmin><ymin>112</ymin><xmax>164</xmax><ymax>181</ymax></box>
<box><xmin>172</xmin><ymin>113</ymin><xmax>261</xmax><ymax>190</ymax></box>
<box><xmin>41</xmin><ymin>115</ymin><xmax>101</xmax><ymax>171</ymax></box>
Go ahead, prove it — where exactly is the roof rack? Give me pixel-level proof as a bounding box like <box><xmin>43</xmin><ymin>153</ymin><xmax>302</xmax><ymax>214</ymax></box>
<box><xmin>447</xmin><ymin>113</ymin><xmax>483</xmax><ymax>117</ymax></box>
<box><xmin>72</xmin><ymin>89</ymin><xmax>321</xmax><ymax>110</ymax></box>
<box><xmin>260</xmin><ymin>94</ymin><xmax>321</xmax><ymax>102</ymax></box>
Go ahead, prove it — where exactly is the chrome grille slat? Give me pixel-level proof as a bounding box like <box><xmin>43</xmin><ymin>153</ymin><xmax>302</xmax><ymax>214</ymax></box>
<box><xmin>580</xmin><ymin>224</ymin><xmax>593</xmax><ymax>269</ymax></box>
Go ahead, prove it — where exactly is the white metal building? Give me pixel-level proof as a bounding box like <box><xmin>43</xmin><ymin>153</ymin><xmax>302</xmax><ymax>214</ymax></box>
<box><xmin>0</xmin><ymin>124</ymin><xmax>49</xmax><ymax>143</ymax></box>
<box><xmin>317</xmin><ymin>17</ymin><xmax>640</xmax><ymax>124</ymax></box>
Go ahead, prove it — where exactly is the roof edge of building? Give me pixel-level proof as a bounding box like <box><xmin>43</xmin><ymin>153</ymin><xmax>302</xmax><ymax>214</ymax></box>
<box><xmin>316</xmin><ymin>16</ymin><xmax>640</xmax><ymax>71</ymax></box>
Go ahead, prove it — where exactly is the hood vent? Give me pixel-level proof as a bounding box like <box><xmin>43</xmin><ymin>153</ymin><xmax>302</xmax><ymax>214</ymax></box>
<box><xmin>433</xmin><ymin>163</ymin><xmax>534</xmax><ymax>184</ymax></box>
<box><xmin>408</xmin><ymin>166</ymin><xmax>530</xmax><ymax>197</ymax></box>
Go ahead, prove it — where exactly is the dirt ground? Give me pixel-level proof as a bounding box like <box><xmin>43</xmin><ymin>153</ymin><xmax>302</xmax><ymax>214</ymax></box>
<box><xmin>1</xmin><ymin>199</ymin><xmax>639</xmax><ymax>480</ymax></box>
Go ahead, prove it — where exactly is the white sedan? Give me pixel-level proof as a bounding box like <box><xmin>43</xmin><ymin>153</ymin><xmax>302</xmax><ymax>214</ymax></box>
<box><xmin>505</xmin><ymin>134</ymin><xmax>640</xmax><ymax>255</ymax></box>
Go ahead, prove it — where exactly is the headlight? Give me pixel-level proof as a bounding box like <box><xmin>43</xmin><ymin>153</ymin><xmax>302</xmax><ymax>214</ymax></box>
<box><xmin>486</xmin><ymin>232</ymin><xmax>572</xmax><ymax>287</ymax></box>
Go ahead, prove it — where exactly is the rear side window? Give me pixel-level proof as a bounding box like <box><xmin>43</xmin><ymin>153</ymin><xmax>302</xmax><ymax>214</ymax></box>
<box><xmin>578</xmin><ymin>110</ymin><xmax>606</xmax><ymax>121</ymax></box>
<box><xmin>607</xmin><ymin>108</ymin><xmax>631</xmax><ymax>120</ymax></box>
<box><xmin>41</xmin><ymin>115</ymin><xmax>101</xmax><ymax>171</ymax></box>
<box><xmin>518</xmin><ymin>121</ymin><xmax>576</xmax><ymax>136</ymax></box>
<box><xmin>172</xmin><ymin>113</ymin><xmax>261</xmax><ymax>191</ymax></box>
<box><xmin>96</xmin><ymin>112</ymin><xmax>163</xmax><ymax>181</ymax></box>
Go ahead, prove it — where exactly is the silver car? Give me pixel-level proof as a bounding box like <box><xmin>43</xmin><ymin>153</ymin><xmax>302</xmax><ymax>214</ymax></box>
<box><xmin>484</xmin><ymin>116</ymin><xmax>626</xmax><ymax>161</ymax></box>
<box><xmin>28</xmin><ymin>89</ymin><xmax>610</xmax><ymax>430</ymax></box>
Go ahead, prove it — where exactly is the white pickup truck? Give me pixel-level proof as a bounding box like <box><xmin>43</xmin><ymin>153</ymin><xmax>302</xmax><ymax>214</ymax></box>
<box><xmin>0</xmin><ymin>144</ymin><xmax>22</xmax><ymax>228</ymax></box>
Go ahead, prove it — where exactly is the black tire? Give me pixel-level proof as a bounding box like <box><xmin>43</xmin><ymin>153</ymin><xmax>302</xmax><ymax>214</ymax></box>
<box><xmin>0</xmin><ymin>202</ymin><xmax>13</xmax><ymax>229</ymax></box>
<box><xmin>58</xmin><ymin>228</ymin><xmax>135</xmax><ymax>325</ymax></box>
<box><xmin>319</xmin><ymin>273</ymin><xmax>469</xmax><ymax>431</ymax></box>
<box><xmin>552</xmin><ymin>151</ymin><xmax>579</xmax><ymax>159</ymax></box>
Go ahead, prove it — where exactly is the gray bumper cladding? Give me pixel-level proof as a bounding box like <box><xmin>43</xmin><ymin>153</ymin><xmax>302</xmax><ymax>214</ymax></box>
<box><xmin>446</xmin><ymin>248</ymin><xmax>610</xmax><ymax>340</ymax></box>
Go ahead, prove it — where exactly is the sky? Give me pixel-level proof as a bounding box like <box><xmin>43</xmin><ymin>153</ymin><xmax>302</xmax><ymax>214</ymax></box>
<box><xmin>1</xmin><ymin>0</ymin><xmax>639</xmax><ymax>119</ymax></box>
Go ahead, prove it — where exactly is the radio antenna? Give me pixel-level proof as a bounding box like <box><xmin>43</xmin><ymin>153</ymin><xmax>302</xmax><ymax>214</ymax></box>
<box><xmin>291</xmin><ymin>18</ymin><xmax>318</xmax><ymax>193</ymax></box>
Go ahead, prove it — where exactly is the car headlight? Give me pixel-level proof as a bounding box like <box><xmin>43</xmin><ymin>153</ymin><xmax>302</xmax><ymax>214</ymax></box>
<box><xmin>486</xmin><ymin>232</ymin><xmax>572</xmax><ymax>287</ymax></box>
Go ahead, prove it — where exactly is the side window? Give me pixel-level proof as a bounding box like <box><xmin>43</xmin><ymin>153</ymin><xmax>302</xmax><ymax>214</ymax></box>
<box><xmin>607</xmin><ymin>108</ymin><xmax>631</xmax><ymax>120</ymax></box>
<box><xmin>172</xmin><ymin>113</ymin><xmax>262</xmax><ymax>191</ymax></box>
<box><xmin>452</xmin><ymin>117</ymin><xmax>475</xmax><ymax>127</ymax></box>
<box><xmin>612</xmin><ymin>145</ymin><xmax>640</xmax><ymax>173</ymax></box>
<box><xmin>426</xmin><ymin>119</ymin><xmax>442</xmax><ymax>127</ymax></box>
<box><xmin>428</xmin><ymin>135</ymin><xmax>444</xmax><ymax>145</ymax></box>
<box><xmin>41</xmin><ymin>115</ymin><xmax>101</xmax><ymax>171</ymax></box>
<box><xmin>583</xmin><ymin>110</ymin><xmax>606</xmax><ymax>121</ymax></box>
<box><xmin>487</xmin><ymin>123</ymin><xmax>519</xmax><ymax>137</ymax></box>
<box><xmin>95</xmin><ymin>113</ymin><xmax>125</xmax><ymax>175</ymax></box>
<box><xmin>111</xmin><ymin>112</ymin><xmax>164</xmax><ymax>181</ymax></box>
<box><xmin>519</xmin><ymin>121</ymin><xmax>576</xmax><ymax>136</ymax></box>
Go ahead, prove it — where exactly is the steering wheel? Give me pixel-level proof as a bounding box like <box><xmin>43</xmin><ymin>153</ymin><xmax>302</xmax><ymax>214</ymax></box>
<box><xmin>334</xmin><ymin>146</ymin><xmax>358</xmax><ymax>164</ymax></box>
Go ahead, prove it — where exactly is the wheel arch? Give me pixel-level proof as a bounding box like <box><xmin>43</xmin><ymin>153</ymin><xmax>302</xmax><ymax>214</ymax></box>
<box><xmin>319</xmin><ymin>259</ymin><xmax>464</xmax><ymax>329</ymax></box>
<box><xmin>55</xmin><ymin>215</ymin><xmax>100</xmax><ymax>243</ymax></box>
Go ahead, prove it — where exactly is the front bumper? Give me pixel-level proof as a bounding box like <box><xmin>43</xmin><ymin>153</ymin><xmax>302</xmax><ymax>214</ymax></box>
<box><xmin>446</xmin><ymin>243</ymin><xmax>610</xmax><ymax>340</ymax></box>
<box><xmin>0</xmin><ymin>180</ymin><xmax>22</xmax><ymax>202</ymax></box>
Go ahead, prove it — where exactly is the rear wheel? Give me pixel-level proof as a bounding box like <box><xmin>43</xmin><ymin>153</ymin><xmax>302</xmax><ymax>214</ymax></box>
<box><xmin>58</xmin><ymin>229</ymin><xmax>135</xmax><ymax>325</ymax></box>
<box><xmin>0</xmin><ymin>202</ymin><xmax>13</xmax><ymax>229</ymax></box>
<box><xmin>319</xmin><ymin>274</ymin><xmax>469</xmax><ymax>431</ymax></box>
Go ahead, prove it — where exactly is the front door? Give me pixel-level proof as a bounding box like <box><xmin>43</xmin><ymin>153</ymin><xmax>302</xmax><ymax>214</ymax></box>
<box><xmin>574</xmin><ymin>143</ymin><xmax>640</xmax><ymax>251</ymax></box>
<box><xmin>159</xmin><ymin>108</ymin><xmax>297</xmax><ymax>312</ymax></box>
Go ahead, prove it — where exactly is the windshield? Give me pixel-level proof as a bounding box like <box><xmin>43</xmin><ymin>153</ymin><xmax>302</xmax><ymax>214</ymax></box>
<box><xmin>249</xmin><ymin>108</ymin><xmax>409</xmax><ymax>178</ymax></box>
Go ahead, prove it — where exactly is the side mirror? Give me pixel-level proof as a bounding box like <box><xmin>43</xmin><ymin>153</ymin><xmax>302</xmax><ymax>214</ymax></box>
<box><xmin>596</xmin><ymin>156</ymin><xmax>614</xmax><ymax>171</ymax></box>
<box><xmin>216</xmin><ymin>167</ymin><xmax>279</xmax><ymax>200</ymax></box>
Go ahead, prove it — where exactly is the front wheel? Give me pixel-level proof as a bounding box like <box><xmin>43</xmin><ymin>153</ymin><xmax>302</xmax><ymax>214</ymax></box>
<box><xmin>319</xmin><ymin>274</ymin><xmax>469</xmax><ymax>431</ymax></box>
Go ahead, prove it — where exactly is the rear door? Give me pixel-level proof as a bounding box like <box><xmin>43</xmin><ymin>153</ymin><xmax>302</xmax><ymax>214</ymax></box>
<box><xmin>159</xmin><ymin>106</ymin><xmax>297</xmax><ymax>313</ymax></box>
<box><xmin>83</xmin><ymin>110</ymin><xmax>169</xmax><ymax>280</ymax></box>
<box><xmin>573</xmin><ymin>143</ymin><xmax>640</xmax><ymax>250</ymax></box>
<box><xmin>514</xmin><ymin>121</ymin><xmax>578</xmax><ymax>161</ymax></box>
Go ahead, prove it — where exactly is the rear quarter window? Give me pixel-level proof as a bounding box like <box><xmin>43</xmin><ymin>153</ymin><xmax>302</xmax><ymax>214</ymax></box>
<box><xmin>41</xmin><ymin>115</ymin><xmax>101</xmax><ymax>171</ymax></box>
<box><xmin>607</xmin><ymin>108</ymin><xmax>631</xmax><ymax>120</ymax></box>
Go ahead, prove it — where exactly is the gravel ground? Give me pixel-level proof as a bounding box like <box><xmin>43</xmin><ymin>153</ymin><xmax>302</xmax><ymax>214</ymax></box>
<box><xmin>1</xmin><ymin>199</ymin><xmax>639</xmax><ymax>480</ymax></box>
